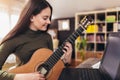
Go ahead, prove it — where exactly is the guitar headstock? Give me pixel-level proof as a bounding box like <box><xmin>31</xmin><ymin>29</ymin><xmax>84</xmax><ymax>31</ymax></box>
<box><xmin>79</xmin><ymin>16</ymin><xmax>93</xmax><ymax>30</ymax></box>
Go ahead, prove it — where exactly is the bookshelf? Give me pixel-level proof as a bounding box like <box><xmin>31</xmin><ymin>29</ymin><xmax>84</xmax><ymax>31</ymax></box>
<box><xmin>75</xmin><ymin>9</ymin><xmax>120</xmax><ymax>61</ymax></box>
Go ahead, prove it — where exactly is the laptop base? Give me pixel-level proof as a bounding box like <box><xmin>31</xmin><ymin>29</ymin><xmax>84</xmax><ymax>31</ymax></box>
<box><xmin>58</xmin><ymin>68</ymin><xmax>112</xmax><ymax>80</ymax></box>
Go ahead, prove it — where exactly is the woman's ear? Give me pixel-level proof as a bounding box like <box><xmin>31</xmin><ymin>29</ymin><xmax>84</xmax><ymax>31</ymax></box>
<box><xmin>30</xmin><ymin>15</ymin><xmax>34</xmax><ymax>22</ymax></box>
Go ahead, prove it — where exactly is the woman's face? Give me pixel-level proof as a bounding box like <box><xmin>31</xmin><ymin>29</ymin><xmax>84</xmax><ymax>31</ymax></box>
<box><xmin>30</xmin><ymin>7</ymin><xmax>51</xmax><ymax>31</ymax></box>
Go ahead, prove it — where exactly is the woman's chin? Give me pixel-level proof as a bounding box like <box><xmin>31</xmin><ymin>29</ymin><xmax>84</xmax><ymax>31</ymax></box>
<box><xmin>40</xmin><ymin>28</ymin><xmax>47</xmax><ymax>31</ymax></box>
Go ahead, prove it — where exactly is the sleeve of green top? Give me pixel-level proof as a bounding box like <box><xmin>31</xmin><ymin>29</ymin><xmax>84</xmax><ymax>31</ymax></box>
<box><xmin>0</xmin><ymin>71</ymin><xmax>15</xmax><ymax>80</ymax></box>
<box><xmin>0</xmin><ymin>40</ymin><xmax>16</xmax><ymax>80</ymax></box>
<box><xmin>0</xmin><ymin>40</ymin><xmax>16</xmax><ymax>69</ymax></box>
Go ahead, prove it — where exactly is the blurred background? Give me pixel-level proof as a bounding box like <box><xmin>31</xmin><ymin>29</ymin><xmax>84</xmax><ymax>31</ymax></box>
<box><xmin>1</xmin><ymin>0</ymin><xmax>120</xmax><ymax>69</ymax></box>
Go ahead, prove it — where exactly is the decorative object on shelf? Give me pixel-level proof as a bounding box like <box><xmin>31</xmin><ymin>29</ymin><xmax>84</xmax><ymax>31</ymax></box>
<box><xmin>58</xmin><ymin>19</ymin><xmax>70</xmax><ymax>31</ymax></box>
<box><xmin>106</xmin><ymin>15</ymin><xmax>116</xmax><ymax>22</ymax></box>
<box><xmin>86</xmin><ymin>24</ymin><xmax>98</xmax><ymax>33</ymax></box>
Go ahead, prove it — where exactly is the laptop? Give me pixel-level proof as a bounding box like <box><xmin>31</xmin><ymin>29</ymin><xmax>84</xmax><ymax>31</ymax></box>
<box><xmin>58</xmin><ymin>32</ymin><xmax>120</xmax><ymax>80</ymax></box>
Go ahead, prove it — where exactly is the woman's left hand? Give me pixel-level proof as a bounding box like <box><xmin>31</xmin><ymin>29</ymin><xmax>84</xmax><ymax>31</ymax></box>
<box><xmin>62</xmin><ymin>42</ymin><xmax>73</xmax><ymax>64</ymax></box>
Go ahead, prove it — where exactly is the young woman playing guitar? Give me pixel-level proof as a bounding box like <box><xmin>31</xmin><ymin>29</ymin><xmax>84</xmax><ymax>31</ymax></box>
<box><xmin>0</xmin><ymin>0</ymin><xmax>72</xmax><ymax>80</ymax></box>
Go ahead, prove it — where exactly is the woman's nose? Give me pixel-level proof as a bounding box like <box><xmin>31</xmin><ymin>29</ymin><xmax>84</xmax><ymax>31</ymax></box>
<box><xmin>47</xmin><ymin>19</ymin><xmax>51</xmax><ymax>24</ymax></box>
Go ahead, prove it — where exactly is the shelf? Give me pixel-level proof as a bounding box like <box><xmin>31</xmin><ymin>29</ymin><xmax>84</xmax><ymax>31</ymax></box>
<box><xmin>75</xmin><ymin>9</ymin><xmax>120</xmax><ymax>61</ymax></box>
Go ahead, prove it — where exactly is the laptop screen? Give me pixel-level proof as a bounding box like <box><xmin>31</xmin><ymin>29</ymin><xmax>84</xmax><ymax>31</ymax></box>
<box><xmin>100</xmin><ymin>33</ymin><xmax>120</xmax><ymax>79</ymax></box>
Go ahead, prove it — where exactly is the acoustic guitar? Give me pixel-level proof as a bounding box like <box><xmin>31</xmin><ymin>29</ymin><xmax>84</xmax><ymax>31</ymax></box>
<box><xmin>8</xmin><ymin>16</ymin><xmax>93</xmax><ymax>80</ymax></box>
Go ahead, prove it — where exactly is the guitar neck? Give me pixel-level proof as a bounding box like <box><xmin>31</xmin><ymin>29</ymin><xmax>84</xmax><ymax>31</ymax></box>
<box><xmin>44</xmin><ymin>24</ymin><xmax>85</xmax><ymax>70</ymax></box>
<box><xmin>42</xmin><ymin>16</ymin><xmax>93</xmax><ymax>71</ymax></box>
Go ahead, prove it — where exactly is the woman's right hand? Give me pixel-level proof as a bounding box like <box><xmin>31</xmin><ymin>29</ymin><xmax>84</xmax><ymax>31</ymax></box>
<box><xmin>14</xmin><ymin>72</ymin><xmax>45</xmax><ymax>80</ymax></box>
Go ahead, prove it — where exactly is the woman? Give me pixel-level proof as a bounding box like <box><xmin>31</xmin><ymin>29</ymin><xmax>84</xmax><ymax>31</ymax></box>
<box><xmin>0</xmin><ymin>0</ymin><xmax>72</xmax><ymax>80</ymax></box>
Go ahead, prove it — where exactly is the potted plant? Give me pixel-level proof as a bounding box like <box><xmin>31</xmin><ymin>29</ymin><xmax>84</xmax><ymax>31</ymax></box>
<box><xmin>76</xmin><ymin>36</ymin><xmax>87</xmax><ymax>61</ymax></box>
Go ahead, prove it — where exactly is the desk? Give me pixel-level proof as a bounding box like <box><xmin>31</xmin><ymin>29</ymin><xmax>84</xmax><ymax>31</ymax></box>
<box><xmin>76</xmin><ymin>58</ymin><xmax>100</xmax><ymax>68</ymax></box>
<box><xmin>70</xmin><ymin>58</ymin><xmax>100</xmax><ymax>68</ymax></box>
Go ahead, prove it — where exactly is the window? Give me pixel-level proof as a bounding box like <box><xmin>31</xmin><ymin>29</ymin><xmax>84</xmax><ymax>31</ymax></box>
<box><xmin>0</xmin><ymin>9</ymin><xmax>19</xmax><ymax>39</ymax></box>
<box><xmin>11</xmin><ymin>14</ymin><xmax>19</xmax><ymax>29</ymax></box>
<box><xmin>0</xmin><ymin>11</ymin><xmax>10</xmax><ymax>39</ymax></box>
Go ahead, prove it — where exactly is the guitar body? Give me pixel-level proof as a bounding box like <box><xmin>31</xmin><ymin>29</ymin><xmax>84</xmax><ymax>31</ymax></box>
<box><xmin>8</xmin><ymin>48</ymin><xmax>64</xmax><ymax>80</ymax></box>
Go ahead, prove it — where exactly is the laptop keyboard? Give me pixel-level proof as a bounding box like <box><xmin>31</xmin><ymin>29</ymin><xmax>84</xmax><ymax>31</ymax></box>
<box><xmin>58</xmin><ymin>68</ymin><xmax>112</xmax><ymax>80</ymax></box>
<box><xmin>78</xmin><ymin>68</ymin><xmax>102</xmax><ymax>80</ymax></box>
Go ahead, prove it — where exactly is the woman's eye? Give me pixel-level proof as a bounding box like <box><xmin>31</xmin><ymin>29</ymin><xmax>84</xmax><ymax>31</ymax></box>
<box><xmin>43</xmin><ymin>18</ymin><xmax>47</xmax><ymax>20</ymax></box>
<box><xmin>43</xmin><ymin>17</ymin><xmax>49</xmax><ymax>20</ymax></box>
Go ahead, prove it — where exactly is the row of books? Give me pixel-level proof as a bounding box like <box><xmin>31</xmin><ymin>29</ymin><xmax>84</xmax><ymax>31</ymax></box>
<box><xmin>86</xmin><ymin>35</ymin><xmax>105</xmax><ymax>42</ymax></box>
<box><xmin>96</xmin><ymin>35</ymin><xmax>105</xmax><ymax>42</ymax></box>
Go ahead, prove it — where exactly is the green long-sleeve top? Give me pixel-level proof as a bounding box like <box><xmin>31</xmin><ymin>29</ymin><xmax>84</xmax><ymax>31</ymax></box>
<box><xmin>0</xmin><ymin>29</ymin><xmax>53</xmax><ymax>80</ymax></box>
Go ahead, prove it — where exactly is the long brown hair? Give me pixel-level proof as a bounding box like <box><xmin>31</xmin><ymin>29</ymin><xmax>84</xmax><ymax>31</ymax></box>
<box><xmin>0</xmin><ymin>0</ymin><xmax>52</xmax><ymax>45</ymax></box>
